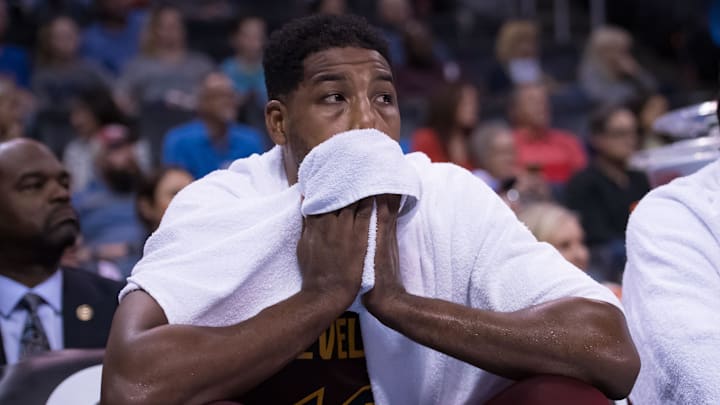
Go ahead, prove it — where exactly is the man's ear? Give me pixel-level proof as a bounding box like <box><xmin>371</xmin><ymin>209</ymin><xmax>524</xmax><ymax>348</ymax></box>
<box><xmin>265</xmin><ymin>99</ymin><xmax>288</xmax><ymax>146</ymax></box>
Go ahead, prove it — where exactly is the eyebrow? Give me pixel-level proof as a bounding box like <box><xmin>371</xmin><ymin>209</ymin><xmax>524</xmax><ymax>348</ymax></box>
<box><xmin>375</xmin><ymin>72</ymin><xmax>394</xmax><ymax>83</ymax></box>
<box><xmin>310</xmin><ymin>73</ymin><xmax>346</xmax><ymax>85</ymax></box>
<box><xmin>16</xmin><ymin>170</ymin><xmax>69</xmax><ymax>183</ymax></box>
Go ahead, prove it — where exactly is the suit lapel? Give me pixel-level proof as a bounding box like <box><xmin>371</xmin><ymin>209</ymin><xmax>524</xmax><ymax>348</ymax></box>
<box><xmin>0</xmin><ymin>325</ymin><xmax>6</xmax><ymax>366</ymax></box>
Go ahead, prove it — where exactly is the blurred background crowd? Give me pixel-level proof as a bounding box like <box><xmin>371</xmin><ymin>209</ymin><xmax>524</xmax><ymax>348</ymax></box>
<box><xmin>1</xmin><ymin>0</ymin><xmax>718</xmax><ymax>289</ymax></box>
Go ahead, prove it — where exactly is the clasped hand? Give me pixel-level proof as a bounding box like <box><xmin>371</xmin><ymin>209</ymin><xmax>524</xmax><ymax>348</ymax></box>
<box><xmin>297</xmin><ymin>194</ymin><xmax>405</xmax><ymax>313</ymax></box>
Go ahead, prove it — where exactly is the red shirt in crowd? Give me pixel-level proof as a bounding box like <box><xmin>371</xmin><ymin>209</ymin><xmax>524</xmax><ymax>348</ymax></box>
<box><xmin>410</xmin><ymin>128</ymin><xmax>473</xmax><ymax>170</ymax></box>
<box><xmin>512</xmin><ymin>128</ymin><xmax>587</xmax><ymax>184</ymax></box>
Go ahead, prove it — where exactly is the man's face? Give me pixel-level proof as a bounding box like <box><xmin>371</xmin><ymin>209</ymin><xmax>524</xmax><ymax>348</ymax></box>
<box><xmin>0</xmin><ymin>141</ymin><xmax>78</xmax><ymax>252</ymax></box>
<box><xmin>198</xmin><ymin>74</ymin><xmax>238</xmax><ymax>124</ymax></box>
<box><xmin>97</xmin><ymin>142</ymin><xmax>142</xmax><ymax>193</ymax></box>
<box><xmin>272</xmin><ymin>47</ymin><xmax>400</xmax><ymax>182</ymax></box>
<box><xmin>513</xmin><ymin>84</ymin><xmax>550</xmax><ymax>130</ymax></box>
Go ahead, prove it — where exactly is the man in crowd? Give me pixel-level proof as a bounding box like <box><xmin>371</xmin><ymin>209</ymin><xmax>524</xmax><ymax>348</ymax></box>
<box><xmin>162</xmin><ymin>72</ymin><xmax>265</xmax><ymax>179</ymax></box>
<box><xmin>0</xmin><ymin>139</ymin><xmax>123</xmax><ymax>366</ymax></box>
<box><xmin>510</xmin><ymin>82</ymin><xmax>587</xmax><ymax>185</ymax></box>
<box><xmin>622</xmin><ymin>104</ymin><xmax>720</xmax><ymax>404</ymax></box>
<box><xmin>72</xmin><ymin>125</ymin><xmax>145</xmax><ymax>277</ymax></box>
<box><xmin>102</xmin><ymin>15</ymin><xmax>639</xmax><ymax>404</ymax></box>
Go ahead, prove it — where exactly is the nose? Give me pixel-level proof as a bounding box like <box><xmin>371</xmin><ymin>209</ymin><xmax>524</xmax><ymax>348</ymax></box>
<box><xmin>349</xmin><ymin>96</ymin><xmax>376</xmax><ymax>130</ymax></box>
<box><xmin>49</xmin><ymin>179</ymin><xmax>71</xmax><ymax>203</ymax></box>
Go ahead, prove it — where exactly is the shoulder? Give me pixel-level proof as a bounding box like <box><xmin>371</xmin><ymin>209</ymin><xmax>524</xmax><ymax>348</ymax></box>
<box><xmin>629</xmin><ymin>161</ymin><xmax>720</xmax><ymax>237</ymax></box>
<box><xmin>166</xmin><ymin>120</ymin><xmax>204</xmax><ymax>141</ymax></box>
<box><xmin>62</xmin><ymin>267</ymin><xmax>124</xmax><ymax>298</ymax></box>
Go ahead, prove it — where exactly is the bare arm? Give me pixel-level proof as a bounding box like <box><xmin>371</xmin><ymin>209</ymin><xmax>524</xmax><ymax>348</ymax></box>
<box><xmin>101</xmin><ymin>198</ymin><xmax>374</xmax><ymax>405</ymax></box>
<box><xmin>364</xmin><ymin>195</ymin><xmax>640</xmax><ymax>400</ymax></box>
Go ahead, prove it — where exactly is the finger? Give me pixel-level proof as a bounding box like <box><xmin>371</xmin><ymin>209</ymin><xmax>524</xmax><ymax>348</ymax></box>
<box><xmin>338</xmin><ymin>201</ymin><xmax>359</xmax><ymax>233</ymax></box>
<box><xmin>355</xmin><ymin>196</ymin><xmax>373</xmax><ymax>221</ymax></box>
<box><xmin>353</xmin><ymin>197</ymin><xmax>373</xmax><ymax>236</ymax></box>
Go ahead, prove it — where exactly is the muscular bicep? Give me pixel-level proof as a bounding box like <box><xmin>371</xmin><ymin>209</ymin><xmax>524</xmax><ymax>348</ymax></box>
<box><xmin>110</xmin><ymin>290</ymin><xmax>169</xmax><ymax>339</ymax></box>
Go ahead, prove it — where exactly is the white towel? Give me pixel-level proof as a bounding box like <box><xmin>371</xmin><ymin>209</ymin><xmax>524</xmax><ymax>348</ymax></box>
<box><xmin>122</xmin><ymin>128</ymin><xmax>620</xmax><ymax>404</ymax></box>
<box><xmin>623</xmin><ymin>160</ymin><xmax>720</xmax><ymax>404</ymax></box>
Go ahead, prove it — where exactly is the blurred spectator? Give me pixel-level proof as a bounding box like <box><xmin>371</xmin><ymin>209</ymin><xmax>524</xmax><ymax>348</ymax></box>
<box><xmin>72</xmin><ymin>125</ymin><xmax>145</xmax><ymax>277</ymax></box>
<box><xmin>115</xmin><ymin>5</ymin><xmax>214</xmax><ymax>115</ymax></box>
<box><xmin>394</xmin><ymin>20</ymin><xmax>451</xmax><ymax>100</ymax></box>
<box><xmin>31</xmin><ymin>15</ymin><xmax>111</xmax><ymax>156</ymax></box>
<box><xmin>579</xmin><ymin>26</ymin><xmax>657</xmax><ymax>109</ymax></box>
<box><xmin>470</xmin><ymin>121</ymin><xmax>551</xmax><ymax>207</ymax></box>
<box><xmin>308</xmin><ymin>0</ymin><xmax>347</xmax><ymax>15</ymax></box>
<box><xmin>162</xmin><ymin>72</ymin><xmax>265</xmax><ymax>179</ymax></box>
<box><xmin>510</xmin><ymin>83</ymin><xmax>587</xmax><ymax>185</ymax></box>
<box><xmin>410</xmin><ymin>82</ymin><xmax>478</xmax><ymax>169</ymax></box>
<box><xmin>375</xmin><ymin>0</ymin><xmax>451</xmax><ymax>68</ymax></box>
<box><xmin>81</xmin><ymin>0</ymin><xmax>145</xmax><ymax>75</ymax></box>
<box><xmin>470</xmin><ymin>122</ymin><xmax>516</xmax><ymax>191</ymax></box>
<box><xmin>375</xmin><ymin>0</ymin><xmax>412</xmax><ymax>65</ymax></box>
<box><xmin>470</xmin><ymin>121</ymin><xmax>552</xmax><ymax>211</ymax></box>
<box><xmin>220</xmin><ymin>16</ymin><xmax>268</xmax><ymax>112</ymax></box>
<box><xmin>564</xmin><ymin>106</ymin><xmax>650</xmax><ymax>283</ymax></box>
<box><xmin>63</xmin><ymin>85</ymin><xmax>150</xmax><ymax>192</ymax></box>
<box><xmin>33</xmin><ymin>15</ymin><xmax>110</xmax><ymax>112</ymax></box>
<box><xmin>638</xmin><ymin>93</ymin><xmax>669</xmax><ymax>149</ymax></box>
<box><xmin>517</xmin><ymin>202</ymin><xmax>589</xmax><ymax>271</ymax></box>
<box><xmin>0</xmin><ymin>0</ymin><xmax>31</xmax><ymax>88</ymax></box>
<box><xmin>136</xmin><ymin>166</ymin><xmax>193</xmax><ymax>236</ymax></box>
<box><xmin>0</xmin><ymin>79</ymin><xmax>25</xmax><ymax>141</ymax></box>
<box><xmin>0</xmin><ymin>138</ymin><xmax>123</xmax><ymax>366</ymax></box>
<box><xmin>488</xmin><ymin>20</ymin><xmax>546</xmax><ymax>97</ymax></box>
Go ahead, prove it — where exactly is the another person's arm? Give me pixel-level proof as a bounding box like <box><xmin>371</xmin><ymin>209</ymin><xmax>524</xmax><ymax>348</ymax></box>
<box><xmin>365</xmin><ymin>193</ymin><xmax>639</xmax><ymax>399</ymax></box>
<box><xmin>101</xmin><ymin>199</ymin><xmax>373</xmax><ymax>405</ymax></box>
<box><xmin>622</xmin><ymin>191</ymin><xmax>720</xmax><ymax>403</ymax></box>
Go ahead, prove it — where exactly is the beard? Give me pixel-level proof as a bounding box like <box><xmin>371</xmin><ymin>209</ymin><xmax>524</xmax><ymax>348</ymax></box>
<box><xmin>103</xmin><ymin>166</ymin><xmax>141</xmax><ymax>194</ymax></box>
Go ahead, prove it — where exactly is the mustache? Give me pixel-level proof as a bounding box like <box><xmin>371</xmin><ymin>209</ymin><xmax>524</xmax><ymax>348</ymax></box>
<box><xmin>46</xmin><ymin>203</ymin><xmax>79</xmax><ymax>225</ymax></box>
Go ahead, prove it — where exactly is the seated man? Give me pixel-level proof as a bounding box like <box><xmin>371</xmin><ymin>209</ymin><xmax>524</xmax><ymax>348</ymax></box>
<box><xmin>623</xmin><ymin>118</ymin><xmax>720</xmax><ymax>401</ymax></box>
<box><xmin>162</xmin><ymin>72</ymin><xmax>266</xmax><ymax>179</ymax></box>
<box><xmin>72</xmin><ymin>125</ymin><xmax>146</xmax><ymax>277</ymax></box>
<box><xmin>102</xmin><ymin>15</ymin><xmax>639</xmax><ymax>404</ymax></box>
<box><xmin>0</xmin><ymin>139</ymin><xmax>123</xmax><ymax>366</ymax></box>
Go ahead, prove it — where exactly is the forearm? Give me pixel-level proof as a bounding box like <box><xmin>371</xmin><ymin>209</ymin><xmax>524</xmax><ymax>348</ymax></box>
<box><xmin>370</xmin><ymin>294</ymin><xmax>639</xmax><ymax>399</ymax></box>
<box><xmin>103</xmin><ymin>290</ymin><xmax>346</xmax><ymax>405</ymax></box>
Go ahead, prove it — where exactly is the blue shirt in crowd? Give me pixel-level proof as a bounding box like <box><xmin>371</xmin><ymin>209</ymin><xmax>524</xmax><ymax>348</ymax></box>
<box><xmin>0</xmin><ymin>45</ymin><xmax>31</xmax><ymax>88</ymax></box>
<box><xmin>162</xmin><ymin>119</ymin><xmax>265</xmax><ymax>179</ymax></box>
<box><xmin>72</xmin><ymin>178</ymin><xmax>144</xmax><ymax>276</ymax></box>
<box><xmin>81</xmin><ymin>11</ymin><xmax>146</xmax><ymax>75</ymax></box>
<box><xmin>220</xmin><ymin>58</ymin><xmax>268</xmax><ymax>107</ymax></box>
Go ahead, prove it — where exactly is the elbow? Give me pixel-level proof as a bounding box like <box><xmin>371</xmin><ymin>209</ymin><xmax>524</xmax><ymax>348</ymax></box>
<box><xmin>584</xmin><ymin>303</ymin><xmax>641</xmax><ymax>399</ymax></box>
<box><xmin>593</xmin><ymin>341</ymin><xmax>640</xmax><ymax>399</ymax></box>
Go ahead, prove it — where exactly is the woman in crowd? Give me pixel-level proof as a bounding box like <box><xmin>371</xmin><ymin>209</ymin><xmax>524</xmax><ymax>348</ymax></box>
<box><xmin>136</xmin><ymin>166</ymin><xmax>193</xmax><ymax>236</ymax></box>
<box><xmin>64</xmin><ymin>85</ymin><xmax>150</xmax><ymax>191</ymax></box>
<box><xmin>518</xmin><ymin>202</ymin><xmax>622</xmax><ymax>298</ymax></box>
<box><xmin>410</xmin><ymin>81</ymin><xmax>479</xmax><ymax>169</ymax></box>
<box><xmin>579</xmin><ymin>26</ymin><xmax>657</xmax><ymax>109</ymax></box>
<box><xmin>32</xmin><ymin>15</ymin><xmax>110</xmax><ymax>154</ymax></box>
<box><xmin>564</xmin><ymin>106</ymin><xmax>651</xmax><ymax>283</ymax></box>
<box><xmin>116</xmin><ymin>5</ymin><xmax>214</xmax><ymax>115</ymax></box>
<box><xmin>487</xmin><ymin>20</ymin><xmax>547</xmax><ymax>97</ymax></box>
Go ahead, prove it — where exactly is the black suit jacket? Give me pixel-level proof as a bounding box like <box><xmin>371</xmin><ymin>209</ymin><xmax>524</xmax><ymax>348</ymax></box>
<box><xmin>0</xmin><ymin>268</ymin><xmax>124</xmax><ymax>366</ymax></box>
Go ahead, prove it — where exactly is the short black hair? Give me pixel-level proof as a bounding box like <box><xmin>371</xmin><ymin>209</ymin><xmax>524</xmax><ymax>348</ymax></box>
<box><xmin>589</xmin><ymin>104</ymin><xmax>634</xmax><ymax>137</ymax></box>
<box><xmin>263</xmin><ymin>14</ymin><xmax>391</xmax><ymax>101</ymax></box>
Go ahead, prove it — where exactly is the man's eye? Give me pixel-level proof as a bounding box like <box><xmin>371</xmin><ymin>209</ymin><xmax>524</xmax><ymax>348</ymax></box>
<box><xmin>20</xmin><ymin>182</ymin><xmax>43</xmax><ymax>191</ymax></box>
<box><xmin>376</xmin><ymin>94</ymin><xmax>394</xmax><ymax>104</ymax></box>
<box><xmin>322</xmin><ymin>94</ymin><xmax>344</xmax><ymax>103</ymax></box>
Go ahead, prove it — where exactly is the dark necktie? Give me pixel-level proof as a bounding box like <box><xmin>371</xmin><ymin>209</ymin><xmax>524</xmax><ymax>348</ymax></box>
<box><xmin>18</xmin><ymin>293</ymin><xmax>51</xmax><ymax>360</ymax></box>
